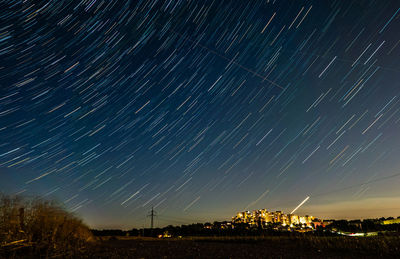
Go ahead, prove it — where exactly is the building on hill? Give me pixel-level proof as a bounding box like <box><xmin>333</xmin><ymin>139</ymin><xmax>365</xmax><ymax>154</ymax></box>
<box><xmin>232</xmin><ymin>209</ymin><xmax>320</xmax><ymax>229</ymax></box>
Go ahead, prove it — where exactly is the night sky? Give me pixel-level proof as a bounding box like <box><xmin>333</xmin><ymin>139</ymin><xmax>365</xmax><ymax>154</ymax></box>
<box><xmin>1</xmin><ymin>0</ymin><xmax>400</xmax><ymax>229</ymax></box>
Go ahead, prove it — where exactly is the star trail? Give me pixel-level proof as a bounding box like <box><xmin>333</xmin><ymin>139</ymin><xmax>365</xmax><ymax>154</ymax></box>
<box><xmin>1</xmin><ymin>0</ymin><xmax>400</xmax><ymax>228</ymax></box>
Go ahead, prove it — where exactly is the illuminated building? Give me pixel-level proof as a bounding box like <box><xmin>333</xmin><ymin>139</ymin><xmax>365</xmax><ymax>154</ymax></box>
<box><xmin>381</xmin><ymin>218</ymin><xmax>400</xmax><ymax>225</ymax></box>
<box><xmin>232</xmin><ymin>209</ymin><xmax>320</xmax><ymax>229</ymax></box>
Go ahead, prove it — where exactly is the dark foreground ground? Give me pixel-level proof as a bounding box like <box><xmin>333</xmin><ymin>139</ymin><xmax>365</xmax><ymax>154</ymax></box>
<box><xmin>81</xmin><ymin>236</ymin><xmax>400</xmax><ymax>259</ymax></box>
<box><xmin>3</xmin><ymin>236</ymin><xmax>400</xmax><ymax>258</ymax></box>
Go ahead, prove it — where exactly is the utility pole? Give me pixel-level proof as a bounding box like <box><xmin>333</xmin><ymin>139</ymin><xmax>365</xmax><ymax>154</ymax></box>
<box><xmin>147</xmin><ymin>207</ymin><xmax>157</xmax><ymax>229</ymax></box>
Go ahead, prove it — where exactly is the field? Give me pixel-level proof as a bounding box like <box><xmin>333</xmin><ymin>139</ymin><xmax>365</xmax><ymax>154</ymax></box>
<box><xmin>77</xmin><ymin>236</ymin><xmax>400</xmax><ymax>258</ymax></box>
<box><xmin>3</xmin><ymin>235</ymin><xmax>400</xmax><ymax>258</ymax></box>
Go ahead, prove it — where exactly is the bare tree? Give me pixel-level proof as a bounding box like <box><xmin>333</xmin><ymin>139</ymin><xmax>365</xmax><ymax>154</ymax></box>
<box><xmin>0</xmin><ymin>194</ymin><xmax>93</xmax><ymax>257</ymax></box>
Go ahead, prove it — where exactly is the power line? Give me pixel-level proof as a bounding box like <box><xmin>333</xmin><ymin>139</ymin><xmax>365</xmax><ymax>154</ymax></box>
<box><xmin>265</xmin><ymin>171</ymin><xmax>400</xmax><ymax>211</ymax></box>
<box><xmin>153</xmin><ymin>22</ymin><xmax>285</xmax><ymax>90</ymax></box>
<box><xmin>314</xmin><ymin>171</ymin><xmax>400</xmax><ymax>198</ymax></box>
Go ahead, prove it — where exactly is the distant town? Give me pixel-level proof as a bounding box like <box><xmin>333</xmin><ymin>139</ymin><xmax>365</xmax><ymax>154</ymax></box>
<box><xmin>232</xmin><ymin>209</ymin><xmax>322</xmax><ymax>229</ymax></box>
<box><xmin>229</xmin><ymin>208</ymin><xmax>400</xmax><ymax>235</ymax></box>
<box><xmin>91</xmin><ymin>208</ymin><xmax>400</xmax><ymax>238</ymax></box>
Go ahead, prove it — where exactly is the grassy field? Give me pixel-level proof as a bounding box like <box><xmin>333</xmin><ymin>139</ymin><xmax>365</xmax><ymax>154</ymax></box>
<box><xmin>75</xmin><ymin>235</ymin><xmax>400</xmax><ymax>258</ymax></box>
<box><xmin>3</xmin><ymin>235</ymin><xmax>400</xmax><ymax>258</ymax></box>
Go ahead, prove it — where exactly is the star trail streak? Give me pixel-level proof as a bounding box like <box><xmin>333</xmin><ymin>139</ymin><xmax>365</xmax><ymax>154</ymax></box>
<box><xmin>1</xmin><ymin>0</ymin><xmax>400</xmax><ymax>228</ymax></box>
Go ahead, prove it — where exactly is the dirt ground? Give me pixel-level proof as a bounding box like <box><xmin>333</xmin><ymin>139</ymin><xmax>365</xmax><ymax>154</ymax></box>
<box><xmin>79</xmin><ymin>236</ymin><xmax>400</xmax><ymax>259</ymax></box>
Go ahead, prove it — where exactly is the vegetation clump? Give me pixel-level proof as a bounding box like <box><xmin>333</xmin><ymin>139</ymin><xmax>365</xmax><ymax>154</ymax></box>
<box><xmin>0</xmin><ymin>194</ymin><xmax>93</xmax><ymax>258</ymax></box>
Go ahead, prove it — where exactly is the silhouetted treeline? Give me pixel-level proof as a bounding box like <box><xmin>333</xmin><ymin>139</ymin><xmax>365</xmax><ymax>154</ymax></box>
<box><xmin>0</xmin><ymin>194</ymin><xmax>93</xmax><ymax>258</ymax></box>
<box><xmin>92</xmin><ymin>217</ymin><xmax>400</xmax><ymax>238</ymax></box>
<box><xmin>325</xmin><ymin>218</ymin><xmax>400</xmax><ymax>233</ymax></box>
<box><xmin>92</xmin><ymin>221</ymin><xmax>324</xmax><ymax>237</ymax></box>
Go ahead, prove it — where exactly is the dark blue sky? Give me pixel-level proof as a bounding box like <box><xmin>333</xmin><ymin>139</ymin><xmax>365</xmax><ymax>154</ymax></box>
<box><xmin>1</xmin><ymin>0</ymin><xmax>400</xmax><ymax>229</ymax></box>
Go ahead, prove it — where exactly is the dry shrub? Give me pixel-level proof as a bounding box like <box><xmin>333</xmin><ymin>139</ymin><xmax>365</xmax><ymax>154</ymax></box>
<box><xmin>0</xmin><ymin>194</ymin><xmax>93</xmax><ymax>257</ymax></box>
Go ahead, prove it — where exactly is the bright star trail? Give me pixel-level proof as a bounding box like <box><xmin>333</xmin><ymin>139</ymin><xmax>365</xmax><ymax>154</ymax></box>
<box><xmin>1</xmin><ymin>0</ymin><xmax>400</xmax><ymax>228</ymax></box>
<box><xmin>291</xmin><ymin>196</ymin><xmax>310</xmax><ymax>214</ymax></box>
